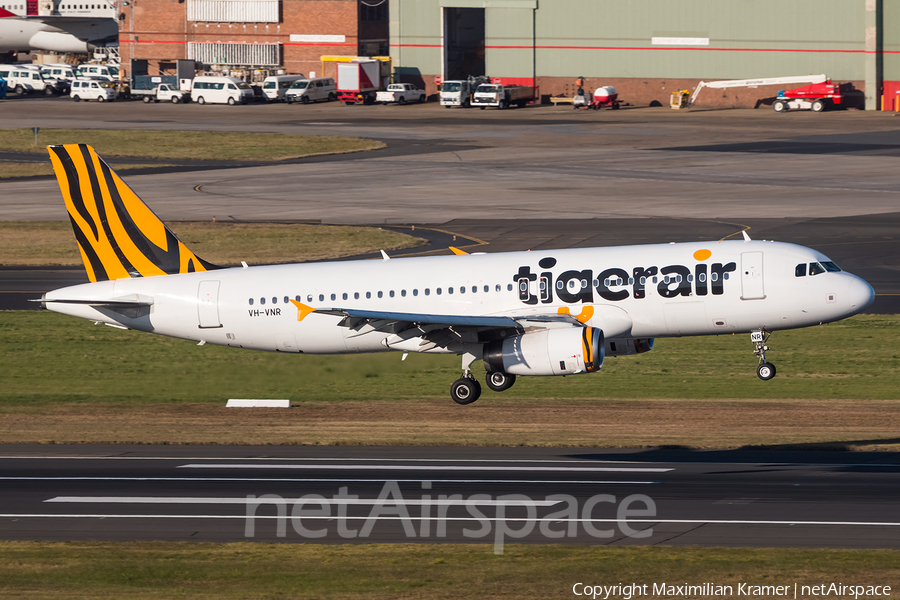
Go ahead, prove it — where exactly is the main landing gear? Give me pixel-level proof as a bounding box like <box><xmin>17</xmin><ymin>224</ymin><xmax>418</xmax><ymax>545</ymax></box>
<box><xmin>751</xmin><ymin>329</ymin><xmax>777</xmax><ymax>381</ymax></box>
<box><xmin>450</xmin><ymin>352</ymin><xmax>517</xmax><ymax>404</ymax></box>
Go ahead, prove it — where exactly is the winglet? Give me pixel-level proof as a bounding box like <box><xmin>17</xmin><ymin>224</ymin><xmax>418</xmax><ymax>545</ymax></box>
<box><xmin>741</xmin><ymin>230</ymin><xmax>752</xmax><ymax>242</ymax></box>
<box><xmin>449</xmin><ymin>246</ymin><xmax>469</xmax><ymax>255</ymax></box>
<box><xmin>289</xmin><ymin>299</ymin><xmax>317</xmax><ymax>321</ymax></box>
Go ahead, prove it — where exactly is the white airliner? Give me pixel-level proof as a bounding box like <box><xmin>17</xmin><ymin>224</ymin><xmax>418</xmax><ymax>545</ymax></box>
<box><xmin>0</xmin><ymin>3</ymin><xmax>116</xmax><ymax>54</ymax></box>
<box><xmin>39</xmin><ymin>144</ymin><xmax>875</xmax><ymax>404</ymax></box>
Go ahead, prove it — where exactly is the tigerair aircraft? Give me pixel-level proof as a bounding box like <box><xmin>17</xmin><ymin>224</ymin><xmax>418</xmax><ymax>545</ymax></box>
<box><xmin>39</xmin><ymin>144</ymin><xmax>875</xmax><ymax>404</ymax></box>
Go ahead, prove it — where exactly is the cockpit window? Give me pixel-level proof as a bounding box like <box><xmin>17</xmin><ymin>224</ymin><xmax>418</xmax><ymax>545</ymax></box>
<box><xmin>809</xmin><ymin>262</ymin><xmax>826</xmax><ymax>276</ymax></box>
<box><xmin>822</xmin><ymin>261</ymin><xmax>841</xmax><ymax>272</ymax></box>
<box><xmin>795</xmin><ymin>263</ymin><xmax>807</xmax><ymax>277</ymax></box>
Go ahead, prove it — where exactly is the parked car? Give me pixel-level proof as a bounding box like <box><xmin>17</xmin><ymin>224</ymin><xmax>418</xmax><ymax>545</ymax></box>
<box><xmin>376</xmin><ymin>83</ymin><xmax>426</xmax><ymax>105</ymax></box>
<box><xmin>285</xmin><ymin>77</ymin><xmax>337</xmax><ymax>104</ymax></box>
<box><xmin>69</xmin><ymin>78</ymin><xmax>116</xmax><ymax>102</ymax></box>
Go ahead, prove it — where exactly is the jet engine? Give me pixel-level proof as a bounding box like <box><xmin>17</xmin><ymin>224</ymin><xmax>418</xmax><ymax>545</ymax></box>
<box><xmin>483</xmin><ymin>327</ymin><xmax>604</xmax><ymax>376</ymax></box>
<box><xmin>605</xmin><ymin>338</ymin><xmax>654</xmax><ymax>357</ymax></box>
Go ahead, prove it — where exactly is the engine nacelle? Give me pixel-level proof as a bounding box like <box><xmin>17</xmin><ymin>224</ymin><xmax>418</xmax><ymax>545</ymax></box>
<box><xmin>605</xmin><ymin>338</ymin><xmax>654</xmax><ymax>357</ymax></box>
<box><xmin>483</xmin><ymin>327</ymin><xmax>604</xmax><ymax>377</ymax></box>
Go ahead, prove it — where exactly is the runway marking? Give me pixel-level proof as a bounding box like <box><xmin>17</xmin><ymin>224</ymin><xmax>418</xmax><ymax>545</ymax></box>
<box><xmin>0</xmin><ymin>477</ymin><xmax>661</xmax><ymax>484</ymax></box>
<box><xmin>45</xmin><ymin>496</ymin><xmax>562</xmax><ymax>506</ymax></box>
<box><xmin>177</xmin><ymin>464</ymin><xmax>674</xmax><ymax>473</ymax></box>
<box><xmin>5</xmin><ymin>514</ymin><xmax>900</xmax><ymax>527</ymax></box>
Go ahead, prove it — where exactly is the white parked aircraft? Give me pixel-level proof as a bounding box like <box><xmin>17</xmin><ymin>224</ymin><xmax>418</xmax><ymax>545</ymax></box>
<box><xmin>40</xmin><ymin>144</ymin><xmax>875</xmax><ymax>404</ymax></box>
<box><xmin>0</xmin><ymin>6</ymin><xmax>116</xmax><ymax>54</ymax></box>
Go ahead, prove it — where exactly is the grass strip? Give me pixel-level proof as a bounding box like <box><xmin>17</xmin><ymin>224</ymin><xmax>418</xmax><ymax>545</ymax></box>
<box><xmin>0</xmin><ymin>542</ymin><xmax>897</xmax><ymax>599</ymax></box>
<box><xmin>0</xmin><ymin>128</ymin><xmax>385</xmax><ymax>161</ymax></box>
<box><xmin>0</xmin><ymin>222</ymin><xmax>423</xmax><ymax>266</ymax></box>
<box><xmin>1</xmin><ymin>313</ymin><xmax>898</xmax><ymax>448</ymax></box>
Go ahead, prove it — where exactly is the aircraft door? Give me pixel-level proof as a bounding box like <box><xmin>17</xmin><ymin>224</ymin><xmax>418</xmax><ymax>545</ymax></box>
<box><xmin>740</xmin><ymin>252</ymin><xmax>765</xmax><ymax>300</ymax></box>
<box><xmin>197</xmin><ymin>280</ymin><xmax>222</xmax><ymax>328</ymax></box>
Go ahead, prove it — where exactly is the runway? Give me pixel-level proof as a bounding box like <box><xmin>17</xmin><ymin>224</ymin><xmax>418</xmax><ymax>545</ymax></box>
<box><xmin>1</xmin><ymin>445</ymin><xmax>899</xmax><ymax>548</ymax></box>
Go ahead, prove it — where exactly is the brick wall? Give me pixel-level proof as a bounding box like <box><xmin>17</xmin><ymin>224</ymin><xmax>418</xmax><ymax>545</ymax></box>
<box><xmin>120</xmin><ymin>0</ymin><xmax>360</xmax><ymax>77</ymax></box>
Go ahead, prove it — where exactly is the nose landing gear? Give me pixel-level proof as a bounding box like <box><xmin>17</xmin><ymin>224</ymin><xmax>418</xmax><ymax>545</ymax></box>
<box><xmin>751</xmin><ymin>329</ymin><xmax>776</xmax><ymax>381</ymax></box>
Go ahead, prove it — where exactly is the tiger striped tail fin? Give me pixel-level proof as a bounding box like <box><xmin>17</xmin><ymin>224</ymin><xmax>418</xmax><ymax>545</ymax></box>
<box><xmin>48</xmin><ymin>144</ymin><xmax>220</xmax><ymax>282</ymax></box>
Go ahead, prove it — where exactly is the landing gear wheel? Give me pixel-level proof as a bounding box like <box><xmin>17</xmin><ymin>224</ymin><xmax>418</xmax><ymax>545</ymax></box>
<box><xmin>485</xmin><ymin>371</ymin><xmax>516</xmax><ymax>393</ymax></box>
<box><xmin>451</xmin><ymin>378</ymin><xmax>481</xmax><ymax>405</ymax></box>
<box><xmin>757</xmin><ymin>363</ymin><xmax>776</xmax><ymax>381</ymax></box>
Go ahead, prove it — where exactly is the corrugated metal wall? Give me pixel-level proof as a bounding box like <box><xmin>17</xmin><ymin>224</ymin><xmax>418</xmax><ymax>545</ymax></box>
<box><xmin>391</xmin><ymin>0</ymin><xmax>879</xmax><ymax>81</ymax></box>
<box><xmin>188</xmin><ymin>42</ymin><xmax>280</xmax><ymax>65</ymax></box>
<box><xmin>187</xmin><ymin>0</ymin><xmax>279</xmax><ymax>23</ymax></box>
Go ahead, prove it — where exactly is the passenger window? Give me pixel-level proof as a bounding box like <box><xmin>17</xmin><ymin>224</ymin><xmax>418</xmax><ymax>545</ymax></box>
<box><xmin>284</xmin><ymin>296</ymin><xmax>289</xmax><ymax>303</ymax></box>
<box><xmin>342</xmin><ymin>293</ymin><xmax>348</xmax><ymax>300</ymax></box>
<box><xmin>295</xmin><ymin>295</ymin><xmax>301</xmax><ymax>302</ymax></box>
<box><xmin>401</xmin><ymin>290</ymin><xmax>406</xmax><ymax>297</ymax></box>
<box><xmin>260</xmin><ymin>297</ymin><xmax>266</xmax><ymax>305</ymax></box>
<box><xmin>484</xmin><ymin>285</ymin><xmax>489</xmax><ymax>292</ymax></box>
<box><xmin>425</xmin><ymin>289</ymin><xmax>430</xmax><ymax>295</ymax></box>
<box><xmin>495</xmin><ymin>284</ymin><xmax>500</xmax><ymax>292</ymax></box>
<box><xmin>507</xmin><ymin>284</ymin><xmax>513</xmax><ymax>291</ymax></box>
<box><xmin>723</xmin><ymin>273</ymin><xmax>730</xmax><ymax>280</ymax></box>
<box><xmin>459</xmin><ymin>287</ymin><xmax>465</xmax><ymax>294</ymax></box>
<box><xmin>413</xmin><ymin>289</ymin><xmax>418</xmax><ymax>296</ymax></box>
<box><xmin>318</xmin><ymin>294</ymin><xmax>324</xmax><ymax>301</ymax></box>
<box><xmin>272</xmin><ymin>297</ymin><xmax>277</xmax><ymax>304</ymax></box>
<box><xmin>378</xmin><ymin>291</ymin><xmax>383</xmax><ymax>298</ymax></box>
<box><xmin>354</xmin><ymin>292</ymin><xmax>360</xmax><ymax>299</ymax></box>
<box><xmin>795</xmin><ymin>263</ymin><xmax>807</xmax><ymax>277</ymax></box>
<box><xmin>472</xmin><ymin>286</ymin><xmax>477</xmax><ymax>293</ymax></box>
<box><xmin>437</xmin><ymin>288</ymin><xmax>442</xmax><ymax>295</ymax></box>
<box><xmin>331</xmin><ymin>293</ymin><xmax>336</xmax><ymax>300</ymax></box>
<box><xmin>557</xmin><ymin>281</ymin><xmax>564</xmax><ymax>290</ymax></box>
<box><xmin>366</xmin><ymin>292</ymin><xmax>371</xmax><ymax>299</ymax></box>
<box><xmin>711</xmin><ymin>274</ymin><xmax>718</xmax><ymax>282</ymax></box>
<box><xmin>249</xmin><ymin>298</ymin><xmax>254</xmax><ymax>305</ymax></box>
<box><xmin>390</xmin><ymin>290</ymin><xmax>395</xmax><ymax>297</ymax></box>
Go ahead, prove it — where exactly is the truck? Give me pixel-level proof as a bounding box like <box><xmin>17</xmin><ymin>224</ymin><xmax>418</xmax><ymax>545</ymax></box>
<box><xmin>439</xmin><ymin>75</ymin><xmax>490</xmax><ymax>108</ymax></box>
<box><xmin>136</xmin><ymin>83</ymin><xmax>187</xmax><ymax>104</ymax></box>
<box><xmin>471</xmin><ymin>83</ymin><xmax>535</xmax><ymax>109</ymax></box>
<box><xmin>337</xmin><ymin>59</ymin><xmax>386</xmax><ymax>105</ymax></box>
<box><xmin>376</xmin><ymin>83</ymin><xmax>426</xmax><ymax>105</ymax></box>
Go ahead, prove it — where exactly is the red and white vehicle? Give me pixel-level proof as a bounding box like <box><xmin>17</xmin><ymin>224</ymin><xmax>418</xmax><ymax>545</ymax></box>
<box><xmin>772</xmin><ymin>81</ymin><xmax>842</xmax><ymax>113</ymax></box>
<box><xmin>590</xmin><ymin>86</ymin><xmax>620</xmax><ymax>110</ymax></box>
<box><xmin>337</xmin><ymin>59</ymin><xmax>384</xmax><ymax>105</ymax></box>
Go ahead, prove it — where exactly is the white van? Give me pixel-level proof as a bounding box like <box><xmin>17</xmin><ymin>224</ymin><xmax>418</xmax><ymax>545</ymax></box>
<box><xmin>70</xmin><ymin>78</ymin><xmax>116</xmax><ymax>102</ymax></box>
<box><xmin>284</xmin><ymin>77</ymin><xmax>337</xmax><ymax>104</ymax></box>
<box><xmin>43</xmin><ymin>64</ymin><xmax>77</xmax><ymax>83</ymax></box>
<box><xmin>261</xmin><ymin>74</ymin><xmax>305</xmax><ymax>101</ymax></box>
<box><xmin>75</xmin><ymin>63</ymin><xmax>119</xmax><ymax>82</ymax></box>
<box><xmin>0</xmin><ymin>65</ymin><xmax>61</xmax><ymax>95</ymax></box>
<box><xmin>191</xmin><ymin>76</ymin><xmax>254</xmax><ymax>105</ymax></box>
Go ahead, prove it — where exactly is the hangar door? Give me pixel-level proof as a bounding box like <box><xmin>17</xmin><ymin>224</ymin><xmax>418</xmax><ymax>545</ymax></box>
<box><xmin>444</xmin><ymin>7</ymin><xmax>485</xmax><ymax>80</ymax></box>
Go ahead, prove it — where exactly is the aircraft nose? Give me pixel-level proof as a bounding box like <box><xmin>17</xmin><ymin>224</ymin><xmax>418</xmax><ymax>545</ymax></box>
<box><xmin>847</xmin><ymin>276</ymin><xmax>875</xmax><ymax>312</ymax></box>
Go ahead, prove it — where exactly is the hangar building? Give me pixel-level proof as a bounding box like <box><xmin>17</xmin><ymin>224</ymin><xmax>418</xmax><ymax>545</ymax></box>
<box><xmin>389</xmin><ymin>0</ymin><xmax>900</xmax><ymax>109</ymax></box>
